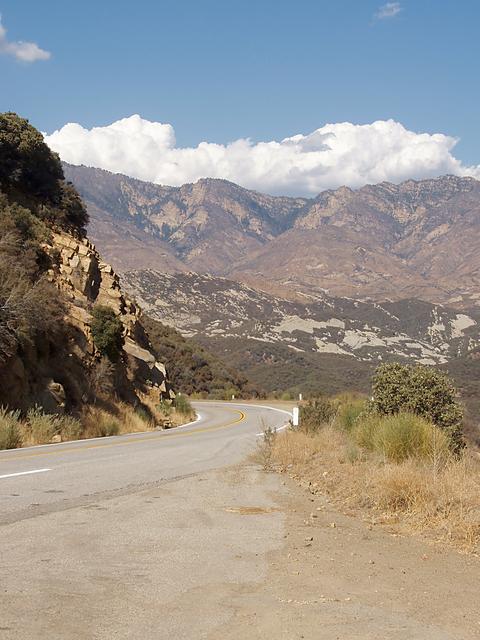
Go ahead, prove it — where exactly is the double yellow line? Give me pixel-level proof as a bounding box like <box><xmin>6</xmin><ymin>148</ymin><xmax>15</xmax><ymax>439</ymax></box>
<box><xmin>0</xmin><ymin>410</ymin><xmax>246</xmax><ymax>463</ymax></box>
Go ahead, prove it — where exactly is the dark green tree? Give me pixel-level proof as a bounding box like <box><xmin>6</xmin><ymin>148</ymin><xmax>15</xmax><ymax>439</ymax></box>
<box><xmin>370</xmin><ymin>363</ymin><xmax>463</xmax><ymax>445</ymax></box>
<box><xmin>0</xmin><ymin>112</ymin><xmax>88</xmax><ymax>231</ymax></box>
<box><xmin>0</xmin><ymin>112</ymin><xmax>63</xmax><ymax>201</ymax></box>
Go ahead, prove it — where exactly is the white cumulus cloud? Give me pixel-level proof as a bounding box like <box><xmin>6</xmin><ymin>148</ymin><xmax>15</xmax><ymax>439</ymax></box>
<box><xmin>44</xmin><ymin>115</ymin><xmax>480</xmax><ymax>196</ymax></box>
<box><xmin>0</xmin><ymin>15</ymin><xmax>50</xmax><ymax>62</ymax></box>
<box><xmin>375</xmin><ymin>2</ymin><xmax>402</xmax><ymax>20</ymax></box>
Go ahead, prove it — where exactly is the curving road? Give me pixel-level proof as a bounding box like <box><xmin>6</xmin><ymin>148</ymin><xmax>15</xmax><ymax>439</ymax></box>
<box><xmin>0</xmin><ymin>401</ymin><xmax>291</xmax><ymax>526</ymax></box>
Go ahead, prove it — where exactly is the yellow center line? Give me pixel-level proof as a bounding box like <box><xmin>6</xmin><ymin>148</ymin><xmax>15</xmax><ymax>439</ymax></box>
<box><xmin>0</xmin><ymin>410</ymin><xmax>246</xmax><ymax>463</ymax></box>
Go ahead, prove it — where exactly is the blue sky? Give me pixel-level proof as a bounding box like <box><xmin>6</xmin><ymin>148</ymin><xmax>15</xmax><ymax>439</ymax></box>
<box><xmin>1</xmin><ymin>1</ymin><xmax>479</xmax><ymax>194</ymax></box>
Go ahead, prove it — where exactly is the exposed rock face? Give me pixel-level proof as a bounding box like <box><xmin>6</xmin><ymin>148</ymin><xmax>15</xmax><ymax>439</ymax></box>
<box><xmin>64</xmin><ymin>165</ymin><xmax>480</xmax><ymax>309</ymax></box>
<box><xmin>47</xmin><ymin>232</ymin><xmax>173</xmax><ymax>397</ymax></box>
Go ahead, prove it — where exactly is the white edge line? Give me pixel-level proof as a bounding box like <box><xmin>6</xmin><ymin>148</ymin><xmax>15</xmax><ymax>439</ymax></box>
<box><xmin>255</xmin><ymin>423</ymin><xmax>290</xmax><ymax>437</ymax></box>
<box><xmin>172</xmin><ymin>412</ymin><xmax>203</xmax><ymax>430</ymax></box>
<box><xmin>0</xmin><ymin>468</ymin><xmax>51</xmax><ymax>480</ymax></box>
<box><xmin>192</xmin><ymin>401</ymin><xmax>293</xmax><ymax>437</ymax></box>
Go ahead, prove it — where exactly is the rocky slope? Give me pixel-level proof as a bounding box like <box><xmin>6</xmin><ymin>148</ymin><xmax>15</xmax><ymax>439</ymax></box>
<box><xmin>65</xmin><ymin>165</ymin><xmax>480</xmax><ymax>308</ymax></box>
<box><xmin>121</xmin><ymin>271</ymin><xmax>480</xmax><ymax>394</ymax></box>
<box><xmin>0</xmin><ymin>228</ymin><xmax>174</xmax><ymax>412</ymax></box>
<box><xmin>64</xmin><ymin>163</ymin><xmax>306</xmax><ymax>273</ymax></box>
<box><xmin>0</xmin><ymin>113</ymin><xmax>173</xmax><ymax>413</ymax></box>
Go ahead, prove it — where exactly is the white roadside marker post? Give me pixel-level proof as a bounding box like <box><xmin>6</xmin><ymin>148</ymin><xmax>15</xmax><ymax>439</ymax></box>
<box><xmin>292</xmin><ymin>406</ymin><xmax>300</xmax><ymax>428</ymax></box>
<box><xmin>299</xmin><ymin>393</ymin><xmax>303</xmax><ymax>401</ymax></box>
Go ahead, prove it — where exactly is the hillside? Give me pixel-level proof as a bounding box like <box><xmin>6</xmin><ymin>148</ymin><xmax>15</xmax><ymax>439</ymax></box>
<box><xmin>0</xmin><ymin>113</ymin><xmax>173</xmax><ymax>419</ymax></box>
<box><xmin>65</xmin><ymin>164</ymin><xmax>480</xmax><ymax>308</ymax></box>
<box><xmin>121</xmin><ymin>271</ymin><xmax>480</xmax><ymax>395</ymax></box>
<box><xmin>142</xmin><ymin>316</ymin><xmax>255</xmax><ymax>398</ymax></box>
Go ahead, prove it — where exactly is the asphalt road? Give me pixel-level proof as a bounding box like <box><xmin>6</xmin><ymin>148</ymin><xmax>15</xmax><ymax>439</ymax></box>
<box><xmin>0</xmin><ymin>402</ymin><xmax>291</xmax><ymax>525</ymax></box>
<box><xmin>1</xmin><ymin>402</ymin><xmax>477</xmax><ymax>640</ymax></box>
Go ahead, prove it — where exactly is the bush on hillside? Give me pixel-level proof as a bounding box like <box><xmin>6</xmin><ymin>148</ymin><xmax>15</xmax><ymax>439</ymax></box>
<box><xmin>142</xmin><ymin>315</ymin><xmax>252</xmax><ymax>397</ymax></box>
<box><xmin>370</xmin><ymin>363</ymin><xmax>463</xmax><ymax>446</ymax></box>
<box><xmin>174</xmin><ymin>394</ymin><xmax>194</xmax><ymax>417</ymax></box>
<box><xmin>0</xmin><ymin>234</ymin><xmax>65</xmax><ymax>364</ymax></box>
<box><xmin>299</xmin><ymin>397</ymin><xmax>336</xmax><ymax>432</ymax></box>
<box><xmin>90</xmin><ymin>305</ymin><xmax>124</xmax><ymax>361</ymax></box>
<box><xmin>0</xmin><ymin>112</ymin><xmax>63</xmax><ymax>202</ymax></box>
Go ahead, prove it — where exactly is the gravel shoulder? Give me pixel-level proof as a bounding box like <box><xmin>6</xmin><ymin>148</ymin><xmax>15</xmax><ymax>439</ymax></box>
<box><xmin>1</xmin><ymin>463</ymin><xmax>478</xmax><ymax>639</ymax></box>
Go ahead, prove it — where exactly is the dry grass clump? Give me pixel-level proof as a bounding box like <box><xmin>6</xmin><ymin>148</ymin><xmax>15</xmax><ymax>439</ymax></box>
<box><xmin>352</xmin><ymin>412</ymin><xmax>452</xmax><ymax>465</ymax></box>
<box><xmin>24</xmin><ymin>408</ymin><xmax>83</xmax><ymax>445</ymax></box>
<box><xmin>119</xmin><ymin>404</ymin><xmax>153</xmax><ymax>434</ymax></box>
<box><xmin>372</xmin><ymin>455</ymin><xmax>480</xmax><ymax>548</ymax></box>
<box><xmin>81</xmin><ymin>406</ymin><xmax>121</xmax><ymax>438</ymax></box>
<box><xmin>0</xmin><ymin>407</ymin><xmax>22</xmax><ymax>449</ymax></box>
<box><xmin>0</xmin><ymin>407</ymin><xmax>83</xmax><ymax>447</ymax></box>
<box><xmin>262</xmin><ymin>414</ymin><xmax>480</xmax><ymax>553</ymax></box>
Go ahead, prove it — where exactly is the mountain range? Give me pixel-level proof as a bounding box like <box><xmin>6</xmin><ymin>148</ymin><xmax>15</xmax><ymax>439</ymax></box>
<box><xmin>64</xmin><ymin>163</ymin><xmax>480</xmax><ymax>398</ymax></box>
<box><xmin>64</xmin><ymin>164</ymin><xmax>480</xmax><ymax>308</ymax></box>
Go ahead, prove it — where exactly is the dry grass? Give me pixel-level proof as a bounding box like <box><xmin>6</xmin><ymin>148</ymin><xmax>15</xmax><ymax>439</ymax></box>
<box><xmin>264</xmin><ymin>425</ymin><xmax>480</xmax><ymax>553</ymax></box>
<box><xmin>81</xmin><ymin>402</ymin><xmax>155</xmax><ymax>438</ymax></box>
<box><xmin>81</xmin><ymin>406</ymin><xmax>121</xmax><ymax>438</ymax></box>
<box><xmin>0</xmin><ymin>407</ymin><xmax>22</xmax><ymax>449</ymax></box>
<box><xmin>0</xmin><ymin>389</ymin><xmax>197</xmax><ymax>450</ymax></box>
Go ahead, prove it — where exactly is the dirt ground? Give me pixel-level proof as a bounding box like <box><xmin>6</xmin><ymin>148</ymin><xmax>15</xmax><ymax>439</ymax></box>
<box><xmin>212</xmin><ymin>468</ymin><xmax>480</xmax><ymax>639</ymax></box>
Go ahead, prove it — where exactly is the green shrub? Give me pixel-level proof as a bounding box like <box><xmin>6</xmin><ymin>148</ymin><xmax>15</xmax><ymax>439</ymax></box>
<box><xmin>91</xmin><ymin>305</ymin><xmax>124</xmax><ymax>361</ymax></box>
<box><xmin>336</xmin><ymin>399</ymin><xmax>366</xmax><ymax>432</ymax></box>
<box><xmin>370</xmin><ymin>363</ymin><xmax>463</xmax><ymax>446</ymax></box>
<box><xmin>0</xmin><ymin>407</ymin><xmax>22</xmax><ymax>449</ymax></box>
<box><xmin>157</xmin><ymin>400</ymin><xmax>172</xmax><ymax>417</ymax></box>
<box><xmin>300</xmin><ymin>398</ymin><xmax>336</xmax><ymax>432</ymax></box>
<box><xmin>174</xmin><ymin>394</ymin><xmax>194</xmax><ymax>416</ymax></box>
<box><xmin>353</xmin><ymin>412</ymin><xmax>452</xmax><ymax>463</ymax></box>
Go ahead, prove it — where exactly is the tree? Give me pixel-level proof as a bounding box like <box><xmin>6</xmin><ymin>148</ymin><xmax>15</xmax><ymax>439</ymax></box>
<box><xmin>90</xmin><ymin>306</ymin><xmax>124</xmax><ymax>361</ymax></box>
<box><xmin>0</xmin><ymin>112</ymin><xmax>88</xmax><ymax>232</ymax></box>
<box><xmin>0</xmin><ymin>112</ymin><xmax>62</xmax><ymax>201</ymax></box>
<box><xmin>370</xmin><ymin>363</ymin><xmax>463</xmax><ymax>445</ymax></box>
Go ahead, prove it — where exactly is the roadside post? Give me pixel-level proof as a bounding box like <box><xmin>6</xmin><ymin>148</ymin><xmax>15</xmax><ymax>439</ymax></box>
<box><xmin>292</xmin><ymin>406</ymin><xmax>300</xmax><ymax>428</ymax></box>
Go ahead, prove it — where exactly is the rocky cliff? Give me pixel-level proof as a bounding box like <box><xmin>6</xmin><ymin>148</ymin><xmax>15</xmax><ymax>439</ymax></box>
<box><xmin>0</xmin><ymin>112</ymin><xmax>172</xmax><ymax>414</ymax></box>
<box><xmin>52</xmin><ymin>231</ymin><xmax>170</xmax><ymax>391</ymax></box>
<box><xmin>0</xmin><ymin>227</ymin><xmax>173</xmax><ymax>412</ymax></box>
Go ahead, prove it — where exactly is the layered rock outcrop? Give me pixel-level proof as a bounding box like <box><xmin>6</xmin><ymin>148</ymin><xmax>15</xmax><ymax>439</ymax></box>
<box><xmin>48</xmin><ymin>231</ymin><xmax>172</xmax><ymax>399</ymax></box>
